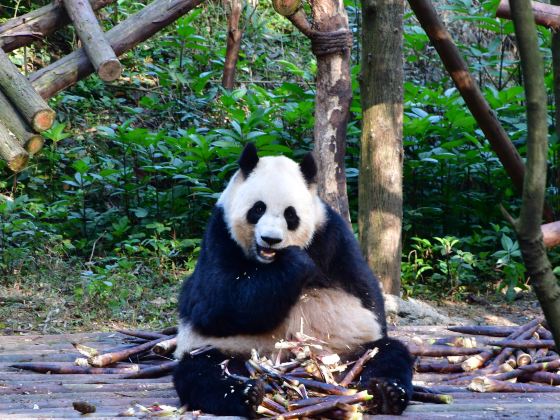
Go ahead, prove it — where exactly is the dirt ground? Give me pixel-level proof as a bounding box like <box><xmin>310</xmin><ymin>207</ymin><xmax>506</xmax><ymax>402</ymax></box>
<box><xmin>429</xmin><ymin>291</ymin><xmax>544</xmax><ymax>326</ymax></box>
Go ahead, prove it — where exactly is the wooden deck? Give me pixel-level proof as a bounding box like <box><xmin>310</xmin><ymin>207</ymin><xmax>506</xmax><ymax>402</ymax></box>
<box><xmin>1</xmin><ymin>326</ymin><xmax>559</xmax><ymax>419</ymax></box>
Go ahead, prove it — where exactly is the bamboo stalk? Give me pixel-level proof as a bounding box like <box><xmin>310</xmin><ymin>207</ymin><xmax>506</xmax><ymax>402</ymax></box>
<box><xmin>468</xmin><ymin>376</ymin><xmax>560</xmax><ymax>392</ymax></box>
<box><xmin>116</xmin><ymin>329</ymin><xmax>167</xmax><ymax>340</ymax></box>
<box><xmin>10</xmin><ymin>362</ymin><xmax>138</xmax><ymax>374</ymax></box>
<box><xmin>152</xmin><ymin>337</ymin><xmax>177</xmax><ymax>356</ymax></box>
<box><xmin>488</xmin><ymin>339</ymin><xmax>555</xmax><ymax>349</ymax></box>
<box><xmin>271</xmin><ymin>391</ymin><xmax>371</xmax><ymax>419</ymax></box>
<box><xmin>411</xmin><ymin>391</ymin><xmax>453</xmax><ymax>404</ymax></box>
<box><xmin>62</xmin><ymin>0</ymin><xmax>122</xmax><ymax>81</ymax></box>
<box><xmin>0</xmin><ymin>120</ymin><xmax>29</xmax><ymax>172</ymax></box>
<box><xmin>284</xmin><ymin>376</ymin><xmax>357</xmax><ymax>396</ymax></box>
<box><xmin>415</xmin><ymin>361</ymin><xmax>464</xmax><ymax>373</ymax></box>
<box><xmin>88</xmin><ymin>336</ymin><xmax>167</xmax><ymax>367</ymax></box>
<box><xmin>408</xmin><ymin>344</ymin><xmax>489</xmax><ymax>357</ymax></box>
<box><xmin>123</xmin><ymin>360</ymin><xmax>177</xmax><ymax>379</ymax></box>
<box><xmin>520</xmin><ymin>371</ymin><xmax>560</xmax><ymax>385</ymax></box>
<box><xmin>339</xmin><ymin>348</ymin><xmax>378</xmax><ymax>387</ymax></box>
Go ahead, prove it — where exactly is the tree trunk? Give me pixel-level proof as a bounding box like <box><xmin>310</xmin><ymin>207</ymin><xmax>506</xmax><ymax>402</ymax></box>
<box><xmin>62</xmin><ymin>0</ymin><xmax>122</xmax><ymax>81</ymax></box>
<box><xmin>509</xmin><ymin>0</ymin><xmax>560</xmax><ymax>351</ymax></box>
<box><xmin>0</xmin><ymin>48</ymin><xmax>55</xmax><ymax>131</ymax></box>
<box><xmin>358</xmin><ymin>0</ymin><xmax>404</xmax><ymax>296</ymax></box>
<box><xmin>29</xmin><ymin>0</ymin><xmax>206</xmax><ymax>99</ymax></box>
<box><xmin>0</xmin><ymin>0</ymin><xmax>117</xmax><ymax>53</ymax></box>
<box><xmin>311</xmin><ymin>0</ymin><xmax>352</xmax><ymax>222</ymax></box>
<box><xmin>222</xmin><ymin>0</ymin><xmax>242</xmax><ymax>89</ymax></box>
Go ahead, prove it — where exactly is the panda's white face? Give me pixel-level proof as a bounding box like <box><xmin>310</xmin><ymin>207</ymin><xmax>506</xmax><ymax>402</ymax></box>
<box><xmin>218</xmin><ymin>153</ymin><xmax>326</xmax><ymax>263</ymax></box>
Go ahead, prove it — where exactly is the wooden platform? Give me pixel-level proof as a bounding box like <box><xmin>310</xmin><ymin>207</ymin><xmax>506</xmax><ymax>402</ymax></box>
<box><xmin>1</xmin><ymin>326</ymin><xmax>559</xmax><ymax>419</ymax></box>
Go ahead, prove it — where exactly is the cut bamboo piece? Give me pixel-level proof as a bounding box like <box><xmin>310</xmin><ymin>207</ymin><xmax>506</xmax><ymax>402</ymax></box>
<box><xmin>0</xmin><ymin>120</ymin><xmax>29</xmax><ymax>172</ymax></box>
<box><xmin>62</xmin><ymin>0</ymin><xmax>122</xmax><ymax>81</ymax></box>
<box><xmin>0</xmin><ymin>91</ymin><xmax>43</xmax><ymax>154</ymax></box>
<box><xmin>0</xmin><ymin>49</ymin><xmax>55</xmax><ymax>131</ymax></box>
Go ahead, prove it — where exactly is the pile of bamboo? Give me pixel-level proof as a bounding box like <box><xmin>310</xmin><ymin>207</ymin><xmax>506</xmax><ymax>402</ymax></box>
<box><xmin>412</xmin><ymin>317</ymin><xmax>560</xmax><ymax>392</ymax></box>
<box><xmin>10</xmin><ymin>327</ymin><xmax>450</xmax><ymax>418</ymax></box>
<box><xmin>0</xmin><ymin>0</ymin><xmax>202</xmax><ymax>172</ymax></box>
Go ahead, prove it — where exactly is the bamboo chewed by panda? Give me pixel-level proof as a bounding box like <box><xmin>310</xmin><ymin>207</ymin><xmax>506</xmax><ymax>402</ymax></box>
<box><xmin>173</xmin><ymin>143</ymin><xmax>414</xmax><ymax>417</ymax></box>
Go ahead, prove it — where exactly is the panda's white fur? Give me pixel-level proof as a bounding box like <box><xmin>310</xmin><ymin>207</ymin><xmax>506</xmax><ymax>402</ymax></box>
<box><xmin>218</xmin><ymin>156</ymin><xmax>326</xmax><ymax>262</ymax></box>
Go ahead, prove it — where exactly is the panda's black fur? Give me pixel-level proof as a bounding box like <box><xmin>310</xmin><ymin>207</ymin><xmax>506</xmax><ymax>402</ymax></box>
<box><xmin>173</xmin><ymin>144</ymin><xmax>414</xmax><ymax>417</ymax></box>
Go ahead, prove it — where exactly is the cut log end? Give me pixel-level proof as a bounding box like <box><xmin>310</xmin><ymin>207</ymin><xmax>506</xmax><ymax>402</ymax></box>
<box><xmin>98</xmin><ymin>59</ymin><xmax>123</xmax><ymax>82</ymax></box>
<box><xmin>467</xmin><ymin>376</ymin><xmax>490</xmax><ymax>393</ymax></box>
<box><xmin>7</xmin><ymin>151</ymin><xmax>29</xmax><ymax>172</ymax></box>
<box><xmin>32</xmin><ymin>109</ymin><xmax>56</xmax><ymax>131</ymax></box>
<box><xmin>25</xmin><ymin>134</ymin><xmax>45</xmax><ymax>155</ymax></box>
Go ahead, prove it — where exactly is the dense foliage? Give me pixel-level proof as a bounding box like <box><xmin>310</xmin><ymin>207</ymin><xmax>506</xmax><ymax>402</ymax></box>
<box><xmin>1</xmin><ymin>0</ymin><xmax>559</xmax><ymax>329</ymax></box>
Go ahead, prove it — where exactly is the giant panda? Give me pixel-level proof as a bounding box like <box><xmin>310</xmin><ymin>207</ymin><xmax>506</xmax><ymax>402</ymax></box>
<box><xmin>173</xmin><ymin>143</ymin><xmax>413</xmax><ymax>417</ymax></box>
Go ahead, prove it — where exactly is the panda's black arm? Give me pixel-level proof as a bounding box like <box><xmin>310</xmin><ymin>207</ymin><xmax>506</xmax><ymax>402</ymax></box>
<box><xmin>182</xmin><ymin>206</ymin><xmax>317</xmax><ymax>336</ymax></box>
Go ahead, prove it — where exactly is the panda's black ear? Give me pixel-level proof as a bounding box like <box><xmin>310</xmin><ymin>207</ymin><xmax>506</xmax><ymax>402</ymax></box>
<box><xmin>299</xmin><ymin>152</ymin><xmax>317</xmax><ymax>185</ymax></box>
<box><xmin>239</xmin><ymin>143</ymin><xmax>259</xmax><ymax>178</ymax></box>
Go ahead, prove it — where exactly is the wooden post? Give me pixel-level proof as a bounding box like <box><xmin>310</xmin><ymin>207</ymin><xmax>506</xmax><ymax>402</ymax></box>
<box><xmin>0</xmin><ymin>0</ymin><xmax>117</xmax><ymax>53</ymax></box>
<box><xmin>0</xmin><ymin>91</ymin><xmax>44</xmax><ymax>154</ymax></box>
<box><xmin>29</xmin><ymin>0</ymin><xmax>206</xmax><ymax>99</ymax></box>
<box><xmin>62</xmin><ymin>0</ymin><xmax>123</xmax><ymax>81</ymax></box>
<box><xmin>0</xmin><ymin>121</ymin><xmax>29</xmax><ymax>172</ymax></box>
<box><xmin>0</xmin><ymin>49</ymin><xmax>55</xmax><ymax>131</ymax></box>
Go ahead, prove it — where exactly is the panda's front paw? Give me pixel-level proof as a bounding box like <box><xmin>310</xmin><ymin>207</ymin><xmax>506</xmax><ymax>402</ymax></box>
<box><xmin>242</xmin><ymin>379</ymin><xmax>265</xmax><ymax>418</ymax></box>
<box><xmin>366</xmin><ymin>377</ymin><xmax>409</xmax><ymax>415</ymax></box>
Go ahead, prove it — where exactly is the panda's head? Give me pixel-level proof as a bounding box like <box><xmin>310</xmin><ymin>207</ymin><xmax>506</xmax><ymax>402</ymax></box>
<box><xmin>218</xmin><ymin>143</ymin><xmax>326</xmax><ymax>263</ymax></box>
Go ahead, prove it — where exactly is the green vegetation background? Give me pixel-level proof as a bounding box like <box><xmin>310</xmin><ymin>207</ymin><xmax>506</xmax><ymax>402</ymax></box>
<box><xmin>1</xmin><ymin>0</ymin><xmax>558</xmax><ymax>332</ymax></box>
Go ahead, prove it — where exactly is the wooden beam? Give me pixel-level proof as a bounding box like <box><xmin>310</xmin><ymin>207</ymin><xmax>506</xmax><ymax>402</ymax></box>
<box><xmin>62</xmin><ymin>0</ymin><xmax>122</xmax><ymax>81</ymax></box>
<box><xmin>0</xmin><ymin>91</ymin><xmax>43</xmax><ymax>155</ymax></box>
<box><xmin>0</xmin><ymin>48</ymin><xmax>55</xmax><ymax>131</ymax></box>
<box><xmin>29</xmin><ymin>0</ymin><xmax>206</xmax><ymax>99</ymax></box>
<box><xmin>497</xmin><ymin>0</ymin><xmax>560</xmax><ymax>30</ymax></box>
<box><xmin>0</xmin><ymin>121</ymin><xmax>29</xmax><ymax>172</ymax></box>
<box><xmin>0</xmin><ymin>0</ymin><xmax>117</xmax><ymax>53</ymax></box>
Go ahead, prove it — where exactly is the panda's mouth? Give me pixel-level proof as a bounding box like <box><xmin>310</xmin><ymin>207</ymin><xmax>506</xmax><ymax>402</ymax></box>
<box><xmin>256</xmin><ymin>244</ymin><xmax>277</xmax><ymax>262</ymax></box>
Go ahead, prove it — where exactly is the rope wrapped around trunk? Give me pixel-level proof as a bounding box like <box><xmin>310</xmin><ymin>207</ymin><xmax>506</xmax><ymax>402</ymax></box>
<box><xmin>310</xmin><ymin>29</ymin><xmax>352</xmax><ymax>56</ymax></box>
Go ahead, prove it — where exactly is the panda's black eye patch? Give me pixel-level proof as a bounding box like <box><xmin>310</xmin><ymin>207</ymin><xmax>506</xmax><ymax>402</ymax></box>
<box><xmin>247</xmin><ymin>201</ymin><xmax>266</xmax><ymax>224</ymax></box>
<box><xmin>284</xmin><ymin>206</ymin><xmax>300</xmax><ymax>231</ymax></box>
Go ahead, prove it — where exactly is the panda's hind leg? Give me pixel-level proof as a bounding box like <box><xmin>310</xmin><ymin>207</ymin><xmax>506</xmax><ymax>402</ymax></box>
<box><xmin>356</xmin><ymin>337</ymin><xmax>414</xmax><ymax>415</ymax></box>
<box><xmin>173</xmin><ymin>349</ymin><xmax>264</xmax><ymax>417</ymax></box>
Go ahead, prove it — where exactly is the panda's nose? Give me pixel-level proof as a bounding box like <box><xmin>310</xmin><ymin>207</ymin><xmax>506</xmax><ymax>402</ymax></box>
<box><xmin>261</xmin><ymin>236</ymin><xmax>281</xmax><ymax>246</ymax></box>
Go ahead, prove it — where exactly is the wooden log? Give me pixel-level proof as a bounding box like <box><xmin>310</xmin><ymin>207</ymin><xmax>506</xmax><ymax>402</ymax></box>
<box><xmin>88</xmin><ymin>336</ymin><xmax>167</xmax><ymax>367</ymax></box>
<box><xmin>0</xmin><ymin>49</ymin><xmax>55</xmax><ymax>131</ymax></box>
<box><xmin>30</xmin><ymin>0</ymin><xmax>206</xmax><ymax>99</ymax></box>
<box><xmin>0</xmin><ymin>91</ymin><xmax>43</xmax><ymax>154</ymax></box>
<box><xmin>10</xmin><ymin>362</ymin><xmax>138</xmax><ymax>374</ymax></box>
<box><xmin>62</xmin><ymin>0</ymin><xmax>122</xmax><ymax>81</ymax></box>
<box><xmin>0</xmin><ymin>0</ymin><xmax>117</xmax><ymax>53</ymax></box>
<box><xmin>0</xmin><ymin>120</ymin><xmax>29</xmax><ymax>172</ymax></box>
<box><xmin>497</xmin><ymin>0</ymin><xmax>560</xmax><ymax>30</ymax></box>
